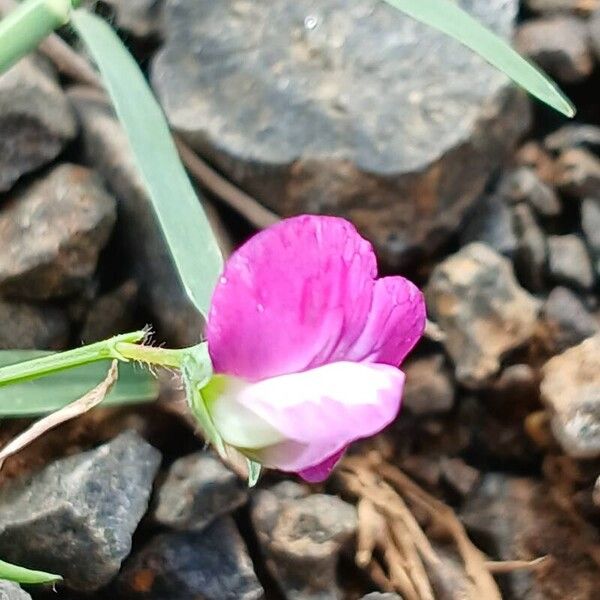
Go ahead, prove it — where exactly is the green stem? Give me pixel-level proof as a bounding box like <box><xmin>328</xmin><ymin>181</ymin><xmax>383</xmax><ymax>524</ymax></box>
<box><xmin>0</xmin><ymin>0</ymin><xmax>73</xmax><ymax>74</ymax></box>
<box><xmin>114</xmin><ymin>342</ymin><xmax>187</xmax><ymax>369</ymax></box>
<box><xmin>0</xmin><ymin>330</ymin><xmax>146</xmax><ymax>387</ymax></box>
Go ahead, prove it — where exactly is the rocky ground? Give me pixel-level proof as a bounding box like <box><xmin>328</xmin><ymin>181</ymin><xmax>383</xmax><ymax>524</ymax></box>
<box><xmin>0</xmin><ymin>0</ymin><xmax>599</xmax><ymax>598</ymax></box>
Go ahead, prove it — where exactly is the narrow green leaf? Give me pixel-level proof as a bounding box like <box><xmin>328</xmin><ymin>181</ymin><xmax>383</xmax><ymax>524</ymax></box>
<box><xmin>383</xmin><ymin>0</ymin><xmax>575</xmax><ymax>118</ymax></box>
<box><xmin>72</xmin><ymin>9</ymin><xmax>223</xmax><ymax>318</ymax></box>
<box><xmin>0</xmin><ymin>557</ymin><xmax>61</xmax><ymax>584</ymax></box>
<box><xmin>0</xmin><ymin>351</ymin><xmax>158</xmax><ymax>417</ymax></box>
<box><xmin>0</xmin><ymin>0</ymin><xmax>73</xmax><ymax>74</ymax></box>
<box><xmin>246</xmin><ymin>459</ymin><xmax>261</xmax><ymax>488</ymax></box>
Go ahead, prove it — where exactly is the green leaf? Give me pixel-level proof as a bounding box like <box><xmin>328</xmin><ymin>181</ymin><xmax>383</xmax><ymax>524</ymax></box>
<box><xmin>246</xmin><ymin>459</ymin><xmax>261</xmax><ymax>488</ymax></box>
<box><xmin>71</xmin><ymin>9</ymin><xmax>223</xmax><ymax>318</ymax></box>
<box><xmin>0</xmin><ymin>351</ymin><xmax>158</xmax><ymax>417</ymax></box>
<box><xmin>0</xmin><ymin>557</ymin><xmax>61</xmax><ymax>584</ymax></box>
<box><xmin>383</xmin><ymin>0</ymin><xmax>575</xmax><ymax>118</ymax></box>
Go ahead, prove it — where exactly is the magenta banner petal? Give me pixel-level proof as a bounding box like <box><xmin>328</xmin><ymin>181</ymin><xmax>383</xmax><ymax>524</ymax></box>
<box><xmin>207</xmin><ymin>215</ymin><xmax>426</xmax><ymax>381</ymax></box>
<box><xmin>229</xmin><ymin>361</ymin><xmax>405</xmax><ymax>473</ymax></box>
<box><xmin>347</xmin><ymin>276</ymin><xmax>427</xmax><ymax>366</ymax></box>
<box><xmin>207</xmin><ymin>215</ymin><xmax>377</xmax><ymax>381</ymax></box>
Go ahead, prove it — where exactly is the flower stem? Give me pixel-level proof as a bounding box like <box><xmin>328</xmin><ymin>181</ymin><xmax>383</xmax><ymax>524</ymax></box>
<box><xmin>0</xmin><ymin>0</ymin><xmax>73</xmax><ymax>74</ymax></box>
<box><xmin>114</xmin><ymin>342</ymin><xmax>187</xmax><ymax>369</ymax></box>
<box><xmin>0</xmin><ymin>330</ymin><xmax>145</xmax><ymax>387</ymax></box>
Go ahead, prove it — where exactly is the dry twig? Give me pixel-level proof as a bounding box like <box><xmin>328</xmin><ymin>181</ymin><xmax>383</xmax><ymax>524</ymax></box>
<box><xmin>339</xmin><ymin>454</ymin><xmax>505</xmax><ymax>600</ymax></box>
<box><xmin>0</xmin><ymin>361</ymin><xmax>118</xmax><ymax>470</ymax></box>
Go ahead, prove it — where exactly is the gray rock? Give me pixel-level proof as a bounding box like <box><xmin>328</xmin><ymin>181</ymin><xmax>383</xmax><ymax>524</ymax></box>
<box><xmin>360</xmin><ymin>594</ymin><xmax>403</xmax><ymax>600</ymax></box>
<box><xmin>542</xmin><ymin>287</ymin><xmax>598</xmax><ymax>352</ymax></box>
<box><xmin>100</xmin><ymin>0</ymin><xmax>164</xmax><ymax>38</ymax></box>
<box><xmin>252</xmin><ymin>489</ymin><xmax>357</xmax><ymax>600</ymax></box>
<box><xmin>0</xmin><ymin>164</ymin><xmax>116</xmax><ymax>300</ymax></box>
<box><xmin>426</xmin><ymin>243</ymin><xmax>541</xmax><ymax>388</ymax></box>
<box><xmin>512</xmin><ymin>202</ymin><xmax>548</xmax><ymax>284</ymax></box>
<box><xmin>515</xmin><ymin>16</ymin><xmax>593</xmax><ymax>83</ymax></box>
<box><xmin>461</xmin><ymin>474</ymin><xmax>600</xmax><ymax>599</ymax></box>
<box><xmin>499</xmin><ymin>167</ymin><xmax>561</xmax><ymax>217</ymax></box>
<box><xmin>0</xmin><ymin>300</ymin><xmax>69</xmax><ymax>350</ymax></box>
<box><xmin>540</xmin><ymin>333</ymin><xmax>600</xmax><ymax>458</ymax></box>
<box><xmin>589</xmin><ymin>9</ymin><xmax>600</xmax><ymax>61</ymax></box>
<box><xmin>0</xmin><ymin>582</ymin><xmax>31</xmax><ymax>600</ymax></box>
<box><xmin>440</xmin><ymin>457</ymin><xmax>480</xmax><ymax>498</ymax></box>
<box><xmin>68</xmin><ymin>86</ymin><xmax>221</xmax><ymax>346</ymax></box>
<box><xmin>544</xmin><ymin>124</ymin><xmax>600</xmax><ymax>154</ymax></box>
<box><xmin>0</xmin><ymin>431</ymin><xmax>161</xmax><ymax>591</ymax></box>
<box><xmin>402</xmin><ymin>354</ymin><xmax>455</xmax><ymax>415</ymax></box>
<box><xmin>80</xmin><ymin>280</ymin><xmax>139</xmax><ymax>343</ymax></box>
<box><xmin>547</xmin><ymin>234</ymin><xmax>595</xmax><ymax>290</ymax></box>
<box><xmin>118</xmin><ymin>518</ymin><xmax>264</xmax><ymax>600</ymax></box>
<box><xmin>512</xmin><ymin>203</ymin><xmax>548</xmax><ymax>292</ymax></box>
<box><xmin>153</xmin><ymin>0</ymin><xmax>528</xmax><ymax>269</ymax></box>
<box><xmin>581</xmin><ymin>197</ymin><xmax>600</xmax><ymax>276</ymax></box>
<box><xmin>555</xmin><ymin>148</ymin><xmax>600</xmax><ymax>199</ymax></box>
<box><xmin>154</xmin><ymin>453</ymin><xmax>247</xmax><ymax>531</ymax></box>
<box><xmin>460</xmin><ymin>194</ymin><xmax>517</xmax><ymax>258</ymax></box>
<box><xmin>0</xmin><ymin>55</ymin><xmax>77</xmax><ymax>192</ymax></box>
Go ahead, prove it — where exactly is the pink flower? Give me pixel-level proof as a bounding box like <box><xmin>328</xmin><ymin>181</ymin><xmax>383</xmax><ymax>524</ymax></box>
<box><xmin>204</xmin><ymin>215</ymin><xmax>426</xmax><ymax>482</ymax></box>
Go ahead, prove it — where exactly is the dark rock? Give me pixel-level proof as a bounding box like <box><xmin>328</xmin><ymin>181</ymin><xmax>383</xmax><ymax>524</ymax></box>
<box><xmin>252</xmin><ymin>488</ymin><xmax>357</xmax><ymax>600</ymax></box>
<box><xmin>0</xmin><ymin>55</ymin><xmax>77</xmax><ymax>192</ymax></box>
<box><xmin>117</xmin><ymin>518</ymin><xmax>264</xmax><ymax>600</ymax></box>
<box><xmin>68</xmin><ymin>86</ymin><xmax>227</xmax><ymax>346</ymax></box>
<box><xmin>0</xmin><ymin>431</ymin><xmax>161</xmax><ymax>591</ymax></box>
<box><xmin>581</xmin><ymin>197</ymin><xmax>600</xmax><ymax>276</ymax></box>
<box><xmin>153</xmin><ymin>0</ymin><xmax>528</xmax><ymax>269</ymax></box>
<box><xmin>589</xmin><ymin>9</ymin><xmax>600</xmax><ymax>61</ymax></box>
<box><xmin>540</xmin><ymin>333</ymin><xmax>600</xmax><ymax>458</ymax></box>
<box><xmin>0</xmin><ymin>300</ymin><xmax>69</xmax><ymax>350</ymax></box>
<box><xmin>100</xmin><ymin>0</ymin><xmax>164</xmax><ymax>38</ymax></box>
<box><xmin>515</xmin><ymin>16</ymin><xmax>593</xmax><ymax>83</ymax></box>
<box><xmin>515</xmin><ymin>141</ymin><xmax>557</xmax><ymax>185</ymax></box>
<box><xmin>154</xmin><ymin>453</ymin><xmax>247</xmax><ymax>531</ymax></box>
<box><xmin>80</xmin><ymin>280</ymin><xmax>139</xmax><ymax>343</ymax></box>
<box><xmin>544</xmin><ymin>124</ymin><xmax>600</xmax><ymax>154</ymax></box>
<box><xmin>0</xmin><ymin>582</ymin><xmax>31</xmax><ymax>600</ymax></box>
<box><xmin>555</xmin><ymin>148</ymin><xmax>600</xmax><ymax>199</ymax></box>
<box><xmin>461</xmin><ymin>474</ymin><xmax>600</xmax><ymax>599</ymax></box>
<box><xmin>594</xmin><ymin>475</ymin><xmax>600</xmax><ymax>508</ymax></box>
<box><xmin>426</xmin><ymin>243</ymin><xmax>540</xmax><ymax>388</ymax></box>
<box><xmin>402</xmin><ymin>354</ymin><xmax>455</xmax><ymax>415</ymax></box>
<box><xmin>542</xmin><ymin>286</ymin><xmax>598</xmax><ymax>352</ymax></box>
<box><xmin>0</xmin><ymin>164</ymin><xmax>117</xmax><ymax>300</ymax></box>
<box><xmin>460</xmin><ymin>194</ymin><xmax>517</xmax><ymax>258</ymax></box>
<box><xmin>499</xmin><ymin>167</ymin><xmax>561</xmax><ymax>218</ymax></box>
<box><xmin>512</xmin><ymin>203</ymin><xmax>548</xmax><ymax>292</ymax></box>
<box><xmin>547</xmin><ymin>234</ymin><xmax>595</xmax><ymax>290</ymax></box>
<box><xmin>439</xmin><ymin>457</ymin><xmax>480</xmax><ymax>498</ymax></box>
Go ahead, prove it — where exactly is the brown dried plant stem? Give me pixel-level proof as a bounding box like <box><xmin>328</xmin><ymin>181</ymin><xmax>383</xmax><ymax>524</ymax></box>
<box><xmin>0</xmin><ymin>361</ymin><xmax>118</xmax><ymax>470</ymax></box>
<box><xmin>340</xmin><ymin>454</ymin><xmax>504</xmax><ymax>600</ymax></box>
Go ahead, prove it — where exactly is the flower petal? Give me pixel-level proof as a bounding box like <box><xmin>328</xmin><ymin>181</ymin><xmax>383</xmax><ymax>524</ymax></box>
<box><xmin>210</xmin><ymin>361</ymin><xmax>404</xmax><ymax>474</ymax></box>
<box><xmin>207</xmin><ymin>215</ymin><xmax>425</xmax><ymax>380</ymax></box>
<box><xmin>347</xmin><ymin>276</ymin><xmax>427</xmax><ymax>366</ymax></box>
<box><xmin>297</xmin><ymin>449</ymin><xmax>346</xmax><ymax>483</ymax></box>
